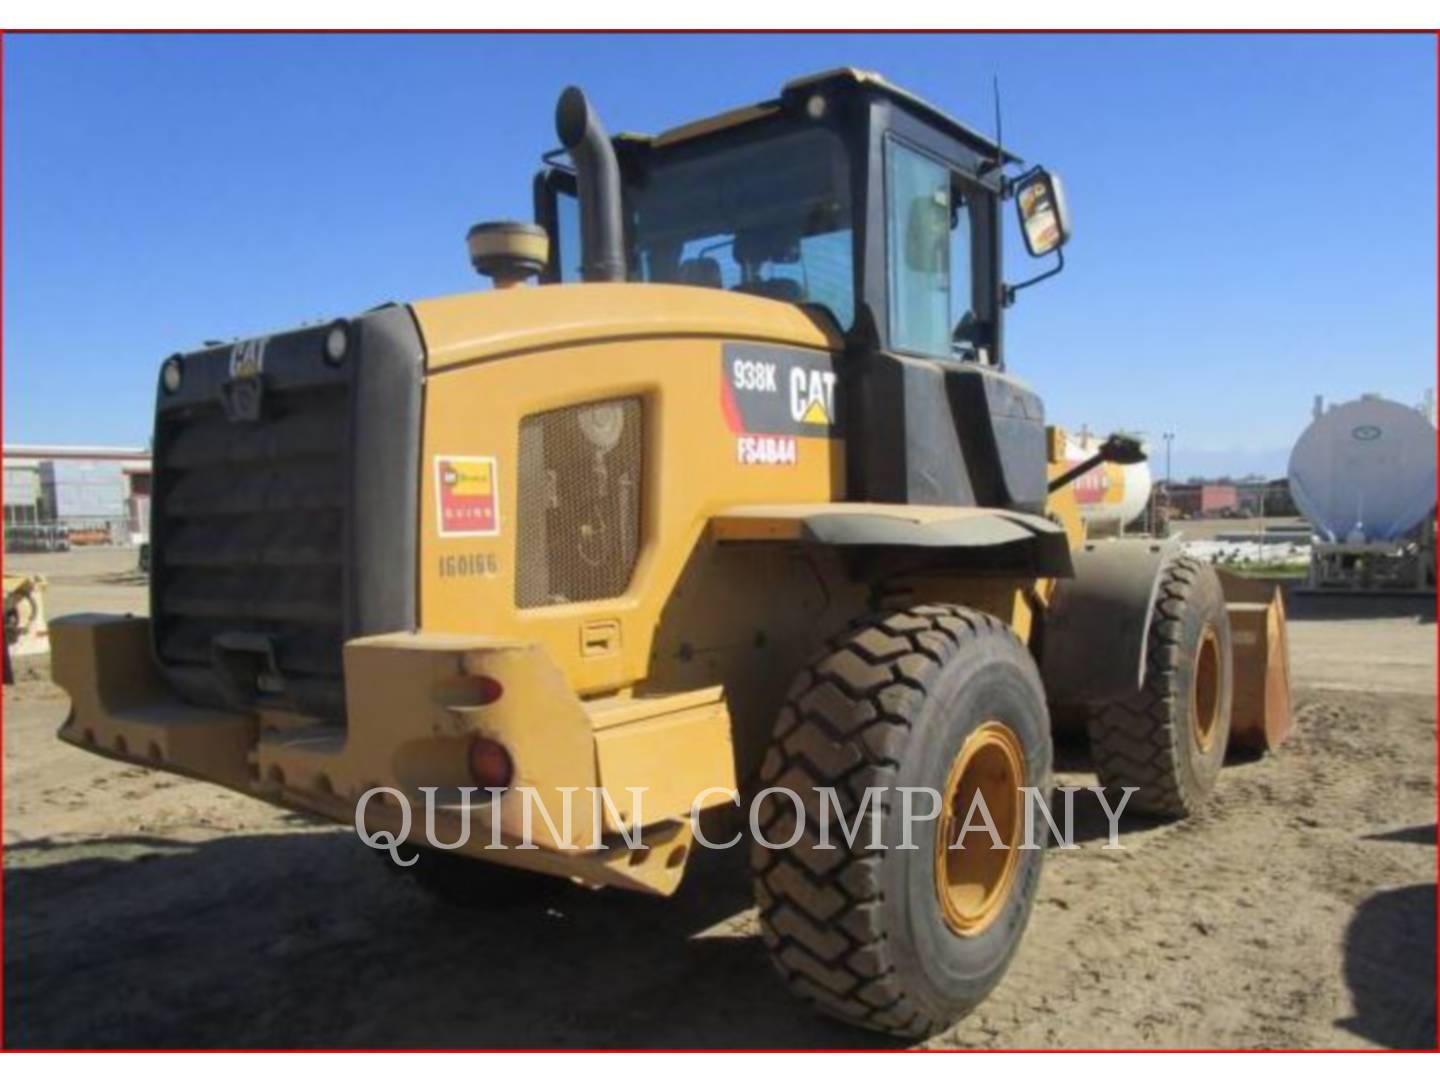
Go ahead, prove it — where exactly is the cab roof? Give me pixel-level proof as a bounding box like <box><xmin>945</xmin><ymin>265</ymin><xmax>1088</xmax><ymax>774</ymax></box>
<box><xmin>643</xmin><ymin>68</ymin><xmax>1022</xmax><ymax>166</ymax></box>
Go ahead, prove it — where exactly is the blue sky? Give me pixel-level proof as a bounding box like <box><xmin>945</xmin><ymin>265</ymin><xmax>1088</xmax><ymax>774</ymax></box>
<box><xmin>4</xmin><ymin>32</ymin><xmax>1435</xmax><ymax>479</ymax></box>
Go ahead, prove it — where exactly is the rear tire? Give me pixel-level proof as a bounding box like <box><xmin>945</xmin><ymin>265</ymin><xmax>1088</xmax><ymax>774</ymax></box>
<box><xmin>1087</xmin><ymin>555</ymin><xmax>1233</xmax><ymax>819</ymax></box>
<box><xmin>751</xmin><ymin>605</ymin><xmax>1051</xmax><ymax>1038</ymax></box>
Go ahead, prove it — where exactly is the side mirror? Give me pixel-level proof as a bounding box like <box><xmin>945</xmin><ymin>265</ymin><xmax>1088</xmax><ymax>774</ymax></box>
<box><xmin>1015</xmin><ymin>168</ymin><xmax>1071</xmax><ymax>257</ymax></box>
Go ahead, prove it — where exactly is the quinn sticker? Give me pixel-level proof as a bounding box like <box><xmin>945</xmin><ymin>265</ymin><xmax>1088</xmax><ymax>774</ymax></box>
<box><xmin>435</xmin><ymin>455</ymin><xmax>500</xmax><ymax>538</ymax></box>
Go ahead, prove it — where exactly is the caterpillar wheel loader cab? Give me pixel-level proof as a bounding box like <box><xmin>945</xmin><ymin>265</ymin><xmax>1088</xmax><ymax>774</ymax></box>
<box><xmin>51</xmin><ymin>68</ymin><xmax>1290</xmax><ymax>1039</ymax></box>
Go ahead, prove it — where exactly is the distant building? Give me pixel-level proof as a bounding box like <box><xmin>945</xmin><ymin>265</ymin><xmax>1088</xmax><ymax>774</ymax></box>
<box><xmin>3</xmin><ymin>444</ymin><xmax>151</xmax><ymax>551</ymax></box>
<box><xmin>1167</xmin><ymin>482</ymin><xmax>1240</xmax><ymax>518</ymax></box>
<box><xmin>1236</xmin><ymin>477</ymin><xmax>1296</xmax><ymax>517</ymax></box>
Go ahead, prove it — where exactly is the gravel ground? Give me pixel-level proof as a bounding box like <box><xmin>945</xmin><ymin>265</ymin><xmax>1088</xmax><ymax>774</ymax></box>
<box><xmin>3</xmin><ymin>549</ymin><xmax>1435</xmax><ymax>1048</ymax></box>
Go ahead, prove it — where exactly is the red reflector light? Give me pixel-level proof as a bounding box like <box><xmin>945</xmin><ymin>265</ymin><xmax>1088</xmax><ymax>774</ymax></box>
<box><xmin>468</xmin><ymin>736</ymin><xmax>514</xmax><ymax>789</ymax></box>
<box><xmin>473</xmin><ymin>675</ymin><xmax>504</xmax><ymax>705</ymax></box>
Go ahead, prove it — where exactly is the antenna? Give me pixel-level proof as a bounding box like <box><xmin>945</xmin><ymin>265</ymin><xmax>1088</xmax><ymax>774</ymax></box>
<box><xmin>991</xmin><ymin>74</ymin><xmax>1005</xmax><ymax>183</ymax></box>
<box><xmin>993</xmin><ymin>75</ymin><xmax>1003</xmax><ymax>159</ymax></box>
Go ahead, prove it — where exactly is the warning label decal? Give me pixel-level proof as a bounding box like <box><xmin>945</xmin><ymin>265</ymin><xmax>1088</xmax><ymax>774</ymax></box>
<box><xmin>435</xmin><ymin>455</ymin><xmax>500</xmax><ymax>538</ymax></box>
<box><xmin>720</xmin><ymin>343</ymin><xmax>842</xmax><ymax>439</ymax></box>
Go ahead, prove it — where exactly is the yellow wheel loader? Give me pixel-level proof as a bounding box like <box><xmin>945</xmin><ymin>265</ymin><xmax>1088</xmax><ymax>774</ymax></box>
<box><xmin>5</xmin><ymin>573</ymin><xmax>51</xmax><ymax>681</ymax></box>
<box><xmin>50</xmin><ymin>69</ymin><xmax>1290</xmax><ymax>1038</ymax></box>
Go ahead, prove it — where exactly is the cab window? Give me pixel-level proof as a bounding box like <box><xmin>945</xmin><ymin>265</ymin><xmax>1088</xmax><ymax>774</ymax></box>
<box><xmin>556</xmin><ymin>187</ymin><xmax>581</xmax><ymax>283</ymax></box>
<box><xmin>627</xmin><ymin>126</ymin><xmax>855</xmax><ymax>329</ymax></box>
<box><xmin>885</xmin><ymin>138</ymin><xmax>976</xmax><ymax>359</ymax></box>
<box><xmin>547</xmin><ymin>128</ymin><xmax>855</xmax><ymax>329</ymax></box>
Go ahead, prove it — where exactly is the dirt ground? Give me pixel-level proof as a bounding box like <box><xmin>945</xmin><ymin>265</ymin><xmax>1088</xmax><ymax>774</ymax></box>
<box><xmin>3</xmin><ymin>548</ymin><xmax>1435</xmax><ymax>1049</ymax></box>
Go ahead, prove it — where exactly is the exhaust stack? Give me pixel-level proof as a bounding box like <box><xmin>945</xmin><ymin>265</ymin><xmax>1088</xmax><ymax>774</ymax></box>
<box><xmin>555</xmin><ymin>86</ymin><xmax>626</xmax><ymax>283</ymax></box>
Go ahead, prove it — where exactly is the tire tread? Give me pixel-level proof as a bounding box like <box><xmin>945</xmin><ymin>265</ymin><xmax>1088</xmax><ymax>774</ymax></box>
<box><xmin>751</xmin><ymin>604</ymin><xmax>1021</xmax><ymax>1037</ymax></box>
<box><xmin>1085</xmin><ymin>554</ymin><xmax>1222</xmax><ymax>818</ymax></box>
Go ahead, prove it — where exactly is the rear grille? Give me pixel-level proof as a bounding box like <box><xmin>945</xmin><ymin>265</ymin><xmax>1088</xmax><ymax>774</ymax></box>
<box><xmin>149</xmin><ymin>308</ymin><xmax>423</xmax><ymax>721</ymax></box>
<box><xmin>516</xmin><ymin>397</ymin><xmax>643</xmax><ymax>608</ymax></box>
<box><xmin>153</xmin><ymin>382</ymin><xmax>349</xmax><ymax>716</ymax></box>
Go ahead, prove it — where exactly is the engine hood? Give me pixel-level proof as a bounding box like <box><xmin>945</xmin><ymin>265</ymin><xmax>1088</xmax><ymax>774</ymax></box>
<box><xmin>410</xmin><ymin>282</ymin><xmax>840</xmax><ymax>373</ymax></box>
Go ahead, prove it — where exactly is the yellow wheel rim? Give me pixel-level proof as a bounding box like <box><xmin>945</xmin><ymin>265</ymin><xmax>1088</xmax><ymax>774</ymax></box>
<box><xmin>1190</xmin><ymin>626</ymin><xmax>1222</xmax><ymax>753</ymax></box>
<box><xmin>934</xmin><ymin>720</ymin><xmax>1026</xmax><ymax>937</ymax></box>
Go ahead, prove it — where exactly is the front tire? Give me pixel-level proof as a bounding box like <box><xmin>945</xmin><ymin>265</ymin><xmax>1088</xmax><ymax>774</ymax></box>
<box><xmin>1087</xmin><ymin>555</ymin><xmax>1233</xmax><ymax>818</ymax></box>
<box><xmin>751</xmin><ymin>605</ymin><xmax>1052</xmax><ymax>1038</ymax></box>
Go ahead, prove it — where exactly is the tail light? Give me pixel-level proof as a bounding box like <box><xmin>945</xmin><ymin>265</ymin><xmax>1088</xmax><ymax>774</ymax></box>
<box><xmin>468</xmin><ymin>736</ymin><xmax>514</xmax><ymax>789</ymax></box>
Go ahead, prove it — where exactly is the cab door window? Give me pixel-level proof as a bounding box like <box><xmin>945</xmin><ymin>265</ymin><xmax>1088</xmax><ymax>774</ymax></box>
<box><xmin>886</xmin><ymin>139</ymin><xmax>953</xmax><ymax>356</ymax></box>
<box><xmin>885</xmin><ymin>139</ymin><xmax>983</xmax><ymax>360</ymax></box>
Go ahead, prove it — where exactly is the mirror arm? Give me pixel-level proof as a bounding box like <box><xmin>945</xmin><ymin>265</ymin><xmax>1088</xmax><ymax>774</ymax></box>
<box><xmin>1002</xmin><ymin>247</ymin><xmax>1064</xmax><ymax>308</ymax></box>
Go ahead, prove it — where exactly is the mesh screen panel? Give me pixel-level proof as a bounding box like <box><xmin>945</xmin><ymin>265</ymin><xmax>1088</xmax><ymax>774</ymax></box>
<box><xmin>515</xmin><ymin>398</ymin><xmax>642</xmax><ymax>608</ymax></box>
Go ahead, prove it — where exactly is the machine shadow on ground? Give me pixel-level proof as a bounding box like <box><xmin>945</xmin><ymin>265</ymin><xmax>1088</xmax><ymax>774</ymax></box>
<box><xmin>1338</xmin><ymin>877</ymin><xmax>1437</xmax><ymax>1049</ymax></box>
<box><xmin>2</xmin><ymin>828</ymin><xmax>900</xmax><ymax>1049</ymax></box>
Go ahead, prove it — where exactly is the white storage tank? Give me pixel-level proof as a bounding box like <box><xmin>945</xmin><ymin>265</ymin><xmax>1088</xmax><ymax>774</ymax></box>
<box><xmin>1287</xmin><ymin>394</ymin><xmax>1436</xmax><ymax>543</ymax></box>
<box><xmin>1064</xmin><ymin>429</ymin><xmax>1153</xmax><ymax>533</ymax></box>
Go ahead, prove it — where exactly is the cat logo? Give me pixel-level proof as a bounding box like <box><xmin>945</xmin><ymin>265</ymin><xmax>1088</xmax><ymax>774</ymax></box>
<box><xmin>229</xmin><ymin>337</ymin><xmax>268</xmax><ymax>379</ymax></box>
<box><xmin>720</xmin><ymin>343</ymin><xmax>842</xmax><ymax>439</ymax></box>
<box><xmin>790</xmin><ymin>366</ymin><xmax>837</xmax><ymax>427</ymax></box>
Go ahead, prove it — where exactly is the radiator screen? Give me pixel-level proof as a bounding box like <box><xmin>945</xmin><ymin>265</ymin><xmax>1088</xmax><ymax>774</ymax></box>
<box><xmin>515</xmin><ymin>397</ymin><xmax>643</xmax><ymax>608</ymax></box>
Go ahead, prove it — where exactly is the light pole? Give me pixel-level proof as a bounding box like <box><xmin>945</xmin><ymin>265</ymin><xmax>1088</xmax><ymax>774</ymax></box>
<box><xmin>1160</xmin><ymin>432</ymin><xmax>1174</xmax><ymax>535</ymax></box>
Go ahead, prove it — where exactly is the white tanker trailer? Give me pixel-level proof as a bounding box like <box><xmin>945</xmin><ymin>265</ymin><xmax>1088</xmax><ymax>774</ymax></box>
<box><xmin>1288</xmin><ymin>393</ymin><xmax>1436</xmax><ymax>593</ymax></box>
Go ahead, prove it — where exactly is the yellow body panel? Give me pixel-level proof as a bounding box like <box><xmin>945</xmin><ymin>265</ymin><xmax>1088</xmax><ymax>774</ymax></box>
<box><xmin>415</xmin><ymin>283</ymin><xmax>836</xmax><ymax>372</ymax></box>
<box><xmin>412</xmin><ymin>284</ymin><xmax>845</xmax><ymax>698</ymax></box>
<box><xmin>50</xmin><ymin>613</ymin><xmax>718</xmax><ymax>895</ymax></box>
<box><xmin>592</xmin><ymin>685</ymin><xmax>736</xmax><ymax>825</ymax></box>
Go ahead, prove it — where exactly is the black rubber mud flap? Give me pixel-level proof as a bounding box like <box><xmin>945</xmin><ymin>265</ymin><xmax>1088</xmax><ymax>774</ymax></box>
<box><xmin>1039</xmin><ymin>536</ymin><xmax>1181</xmax><ymax>709</ymax></box>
